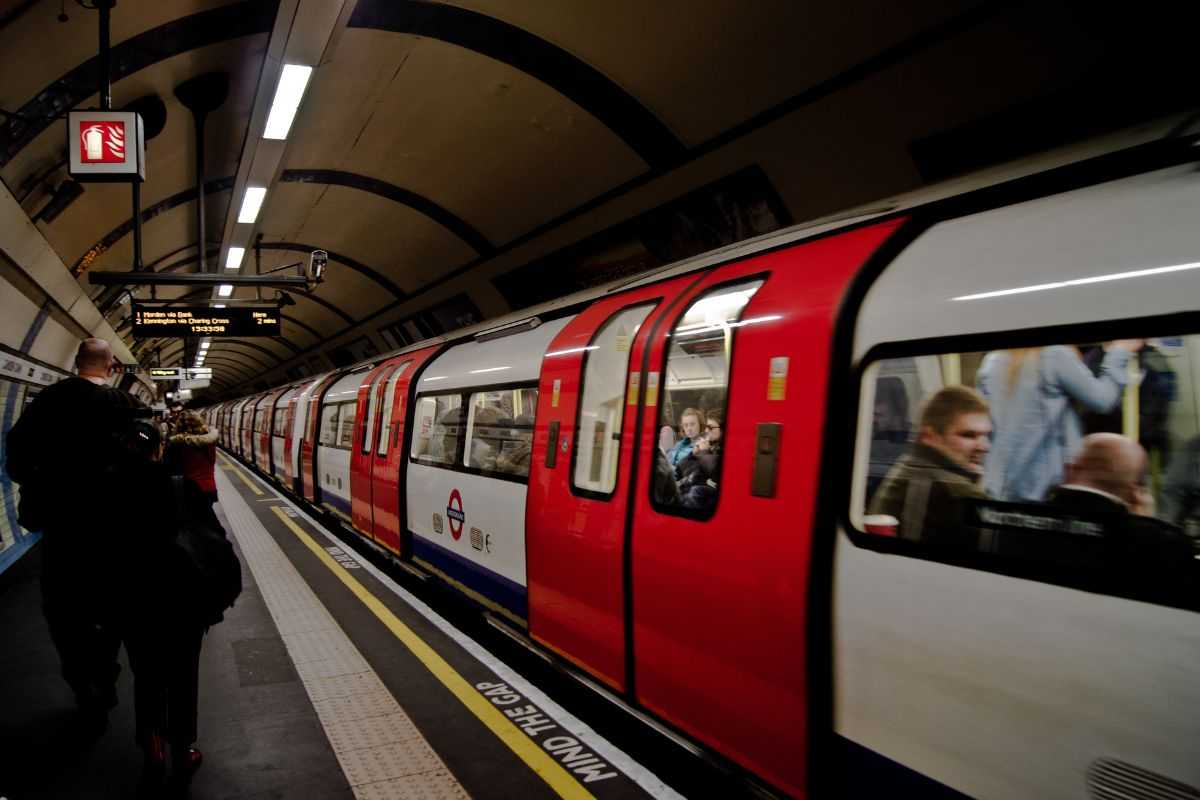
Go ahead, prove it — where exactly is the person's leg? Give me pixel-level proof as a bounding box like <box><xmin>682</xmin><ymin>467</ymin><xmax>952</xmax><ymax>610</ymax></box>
<box><xmin>125</xmin><ymin>628</ymin><xmax>169</xmax><ymax>792</ymax></box>
<box><xmin>167</xmin><ymin>625</ymin><xmax>205</xmax><ymax>781</ymax></box>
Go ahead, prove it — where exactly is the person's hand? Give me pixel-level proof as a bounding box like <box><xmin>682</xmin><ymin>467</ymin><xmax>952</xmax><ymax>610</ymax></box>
<box><xmin>1131</xmin><ymin>485</ymin><xmax>1156</xmax><ymax>517</ymax></box>
<box><xmin>694</xmin><ymin>438</ymin><xmax>711</xmax><ymax>453</ymax></box>
<box><xmin>1108</xmin><ymin>339</ymin><xmax>1145</xmax><ymax>352</ymax></box>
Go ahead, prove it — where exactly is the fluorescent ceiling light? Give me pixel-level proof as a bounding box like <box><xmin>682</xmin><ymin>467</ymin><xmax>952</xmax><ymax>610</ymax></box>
<box><xmin>263</xmin><ymin>64</ymin><xmax>313</xmax><ymax>140</ymax></box>
<box><xmin>225</xmin><ymin>246</ymin><xmax>245</xmax><ymax>271</ymax></box>
<box><xmin>218</xmin><ymin>284</ymin><xmax>234</xmax><ymax>297</ymax></box>
<box><xmin>238</xmin><ymin>187</ymin><xmax>266</xmax><ymax>224</ymax></box>
<box><xmin>214</xmin><ymin>304</ymin><xmax>226</xmax><ymax>308</ymax></box>
<box><xmin>200</xmin><ymin>342</ymin><xmax>210</xmax><ymax>350</ymax></box>
<box><xmin>953</xmin><ymin>261</ymin><xmax>1200</xmax><ymax>301</ymax></box>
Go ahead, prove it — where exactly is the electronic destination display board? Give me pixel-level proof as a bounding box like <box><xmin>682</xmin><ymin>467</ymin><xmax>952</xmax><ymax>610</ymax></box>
<box><xmin>131</xmin><ymin>304</ymin><xmax>281</xmax><ymax>337</ymax></box>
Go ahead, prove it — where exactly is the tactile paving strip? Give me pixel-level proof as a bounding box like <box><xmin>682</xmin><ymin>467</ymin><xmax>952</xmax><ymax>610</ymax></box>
<box><xmin>217</xmin><ymin>468</ymin><xmax>470</xmax><ymax>798</ymax></box>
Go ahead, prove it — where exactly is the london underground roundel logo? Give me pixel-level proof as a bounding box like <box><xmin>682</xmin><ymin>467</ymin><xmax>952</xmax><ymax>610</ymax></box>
<box><xmin>446</xmin><ymin>489</ymin><xmax>465</xmax><ymax>540</ymax></box>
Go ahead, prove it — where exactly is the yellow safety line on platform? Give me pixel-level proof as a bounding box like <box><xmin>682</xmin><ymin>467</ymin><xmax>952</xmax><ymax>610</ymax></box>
<box><xmin>267</xmin><ymin>504</ymin><xmax>595</xmax><ymax>800</ymax></box>
<box><xmin>218</xmin><ymin>455</ymin><xmax>262</xmax><ymax>496</ymax></box>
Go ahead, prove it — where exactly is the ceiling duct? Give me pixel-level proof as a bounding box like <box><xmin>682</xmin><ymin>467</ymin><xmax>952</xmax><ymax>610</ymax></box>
<box><xmin>174</xmin><ymin>72</ymin><xmax>229</xmax><ymax>273</ymax></box>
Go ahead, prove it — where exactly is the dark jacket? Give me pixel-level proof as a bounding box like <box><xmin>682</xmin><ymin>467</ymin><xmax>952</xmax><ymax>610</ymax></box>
<box><xmin>867</xmin><ymin>443</ymin><xmax>987</xmax><ymax>544</ymax></box>
<box><xmin>1045</xmin><ymin>486</ymin><xmax>1196</xmax><ymax>607</ymax></box>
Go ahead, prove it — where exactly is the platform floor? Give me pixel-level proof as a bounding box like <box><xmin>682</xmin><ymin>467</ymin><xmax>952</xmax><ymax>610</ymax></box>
<box><xmin>0</xmin><ymin>455</ymin><xmax>679</xmax><ymax>799</ymax></box>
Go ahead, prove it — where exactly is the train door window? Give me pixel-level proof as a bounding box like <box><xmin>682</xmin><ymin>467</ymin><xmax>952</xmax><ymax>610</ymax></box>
<box><xmin>318</xmin><ymin>403</ymin><xmax>340</xmax><ymax>447</ymax></box>
<box><xmin>273</xmin><ymin>406</ymin><xmax>288</xmax><ymax>437</ymax></box>
<box><xmin>337</xmin><ymin>402</ymin><xmax>356</xmax><ymax>449</ymax></box>
<box><xmin>361</xmin><ymin>368</ymin><xmax>393</xmax><ymax>455</ymax></box>
<box><xmin>573</xmin><ymin>303</ymin><xmax>656</xmax><ymax>496</ymax></box>
<box><xmin>850</xmin><ymin>330</ymin><xmax>1200</xmax><ymax>611</ymax></box>
<box><xmin>412</xmin><ymin>393</ymin><xmax>464</xmax><ymax>466</ymax></box>
<box><xmin>465</xmin><ymin>387</ymin><xmax>538</xmax><ymax>478</ymax></box>
<box><xmin>377</xmin><ymin>361</ymin><xmax>412</xmax><ymax>456</ymax></box>
<box><xmin>652</xmin><ymin>279</ymin><xmax>765</xmax><ymax>518</ymax></box>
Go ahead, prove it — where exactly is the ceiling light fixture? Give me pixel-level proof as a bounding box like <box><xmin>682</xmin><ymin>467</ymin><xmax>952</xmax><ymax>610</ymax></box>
<box><xmin>218</xmin><ymin>284</ymin><xmax>234</xmax><ymax>297</ymax></box>
<box><xmin>225</xmin><ymin>246</ymin><xmax>245</xmax><ymax>271</ymax></box>
<box><xmin>263</xmin><ymin>64</ymin><xmax>313</xmax><ymax>140</ymax></box>
<box><xmin>238</xmin><ymin>187</ymin><xmax>267</xmax><ymax>223</ymax></box>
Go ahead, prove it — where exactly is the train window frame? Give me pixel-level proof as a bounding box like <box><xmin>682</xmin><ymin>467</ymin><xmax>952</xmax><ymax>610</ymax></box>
<box><xmin>845</xmin><ymin>310</ymin><xmax>1200</xmax><ymax>613</ymax></box>
<box><xmin>463</xmin><ymin>384</ymin><xmax>539</xmax><ymax>483</ymax></box>
<box><xmin>360</xmin><ymin>366</ymin><xmax>396</xmax><ymax>456</ymax></box>
<box><xmin>317</xmin><ymin>402</ymin><xmax>340</xmax><ymax>447</ymax></box>
<box><xmin>377</xmin><ymin>361</ymin><xmax>412</xmax><ymax>457</ymax></box>
<box><xmin>336</xmin><ymin>401</ymin><xmax>356</xmax><ymax>450</ymax></box>
<box><xmin>570</xmin><ymin>301</ymin><xmax>659</xmax><ymax>501</ymax></box>
<box><xmin>410</xmin><ymin>391</ymin><xmax>465</xmax><ymax>467</ymax></box>
<box><xmin>648</xmin><ymin>276</ymin><xmax>767</xmax><ymax>522</ymax></box>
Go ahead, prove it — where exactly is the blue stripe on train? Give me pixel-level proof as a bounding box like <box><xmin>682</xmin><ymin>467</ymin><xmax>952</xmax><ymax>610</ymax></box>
<box><xmin>321</xmin><ymin>491</ymin><xmax>352</xmax><ymax>515</ymax></box>
<box><xmin>831</xmin><ymin>734</ymin><xmax>970</xmax><ymax>798</ymax></box>
<box><xmin>411</xmin><ymin>535</ymin><xmax>527</xmax><ymax>620</ymax></box>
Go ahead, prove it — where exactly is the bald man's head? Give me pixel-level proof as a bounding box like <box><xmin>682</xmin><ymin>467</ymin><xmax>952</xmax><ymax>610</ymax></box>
<box><xmin>1066</xmin><ymin>433</ymin><xmax>1148</xmax><ymax>507</ymax></box>
<box><xmin>75</xmin><ymin>338</ymin><xmax>113</xmax><ymax>378</ymax></box>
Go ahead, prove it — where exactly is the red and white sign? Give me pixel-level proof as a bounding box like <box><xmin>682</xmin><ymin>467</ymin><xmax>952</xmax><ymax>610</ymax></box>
<box><xmin>67</xmin><ymin>110</ymin><xmax>144</xmax><ymax>181</ymax></box>
<box><xmin>79</xmin><ymin>121</ymin><xmax>126</xmax><ymax>163</ymax></box>
<box><xmin>446</xmin><ymin>489</ymin><xmax>465</xmax><ymax>540</ymax></box>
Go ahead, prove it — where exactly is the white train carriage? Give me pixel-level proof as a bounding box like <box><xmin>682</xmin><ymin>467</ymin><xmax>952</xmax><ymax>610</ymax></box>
<box><xmin>405</xmin><ymin>315</ymin><xmax>574</xmax><ymax>624</ymax></box>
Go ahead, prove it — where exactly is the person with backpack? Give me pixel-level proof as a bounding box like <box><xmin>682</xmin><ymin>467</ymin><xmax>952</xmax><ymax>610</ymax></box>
<box><xmin>95</xmin><ymin>390</ymin><xmax>237</xmax><ymax>794</ymax></box>
<box><xmin>4</xmin><ymin>338</ymin><xmax>124</xmax><ymax>734</ymax></box>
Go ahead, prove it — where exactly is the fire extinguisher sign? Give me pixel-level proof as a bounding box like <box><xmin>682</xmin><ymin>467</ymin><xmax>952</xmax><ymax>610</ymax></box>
<box><xmin>67</xmin><ymin>110</ymin><xmax>145</xmax><ymax>182</ymax></box>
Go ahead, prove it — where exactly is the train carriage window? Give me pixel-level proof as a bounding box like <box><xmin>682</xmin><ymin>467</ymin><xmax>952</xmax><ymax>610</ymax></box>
<box><xmin>360</xmin><ymin>369</ymin><xmax>391</xmax><ymax>455</ymax></box>
<box><xmin>337</xmin><ymin>402</ymin><xmax>356</xmax><ymax>449</ymax></box>
<box><xmin>318</xmin><ymin>403</ymin><xmax>339</xmax><ymax>447</ymax></box>
<box><xmin>273</xmin><ymin>406</ymin><xmax>288</xmax><ymax>437</ymax></box>
<box><xmin>465</xmin><ymin>387</ymin><xmax>538</xmax><ymax>479</ymax></box>
<box><xmin>412</xmin><ymin>393</ymin><xmax>464</xmax><ymax>466</ymax></box>
<box><xmin>851</xmin><ymin>331</ymin><xmax>1200</xmax><ymax>611</ymax></box>
<box><xmin>377</xmin><ymin>362</ymin><xmax>412</xmax><ymax>456</ymax></box>
<box><xmin>573</xmin><ymin>303</ymin><xmax>656</xmax><ymax>497</ymax></box>
<box><xmin>652</xmin><ymin>279</ymin><xmax>764</xmax><ymax>518</ymax></box>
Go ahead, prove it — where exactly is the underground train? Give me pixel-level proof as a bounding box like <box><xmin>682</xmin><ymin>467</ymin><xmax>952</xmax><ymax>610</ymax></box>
<box><xmin>207</xmin><ymin>131</ymin><xmax>1200</xmax><ymax>799</ymax></box>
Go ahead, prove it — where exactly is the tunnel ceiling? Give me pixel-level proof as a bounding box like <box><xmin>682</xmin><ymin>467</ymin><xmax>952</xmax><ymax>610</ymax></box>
<box><xmin>1</xmin><ymin>0</ymin><xmax>1195</xmax><ymax>396</ymax></box>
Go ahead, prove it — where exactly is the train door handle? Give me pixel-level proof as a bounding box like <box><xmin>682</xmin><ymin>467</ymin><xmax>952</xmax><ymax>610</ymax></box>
<box><xmin>751</xmin><ymin>423</ymin><xmax>782</xmax><ymax>498</ymax></box>
<box><xmin>546</xmin><ymin>421</ymin><xmax>560</xmax><ymax>468</ymax></box>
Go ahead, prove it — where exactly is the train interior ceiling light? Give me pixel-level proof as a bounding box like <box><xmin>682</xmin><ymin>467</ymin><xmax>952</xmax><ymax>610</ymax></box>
<box><xmin>263</xmin><ymin>64</ymin><xmax>313</xmax><ymax>140</ymax></box>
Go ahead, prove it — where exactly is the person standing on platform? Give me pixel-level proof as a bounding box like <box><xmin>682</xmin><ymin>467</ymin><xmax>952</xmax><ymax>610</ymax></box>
<box><xmin>97</xmin><ymin>391</ymin><xmax>208</xmax><ymax>793</ymax></box>
<box><xmin>165</xmin><ymin>410</ymin><xmax>220</xmax><ymax>530</ymax></box>
<box><xmin>4</xmin><ymin>338</ymin><xmax>123</xmax><ymax>733</ymax></box>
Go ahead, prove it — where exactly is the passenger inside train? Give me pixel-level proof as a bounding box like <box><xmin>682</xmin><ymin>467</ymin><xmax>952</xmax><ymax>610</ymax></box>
<box><xmin>858</xmin><ymin>332</ymin><xmax>1200</xmax><ymax>607</ymax></box>
<box><xmin>653</xmin><ymin>280</ymin><xmax>765</xmax><ymax>514</ymax></box>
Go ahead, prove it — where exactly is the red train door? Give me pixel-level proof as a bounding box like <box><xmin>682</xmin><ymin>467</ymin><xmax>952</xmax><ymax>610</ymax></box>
<box><xmin>351</xmin><ymin>360</ymin><xmax>402</xmax><ymax>537</ymax></box>
<box><xmin>625</xmin><ymin>220</ymin><xmax>903</xmax><ymax>798</ymax></box>
<box><xmin>368</xmin><ymin>345</ymin><xmax>439</xmax><ymax>555</ymax></box>
<box><xmin>282</xmin><ymin>392</ymin><xmax>300</xmax><ymax>491</ymax></box>
<box><xmin>526</xmin><ymin>275</ymin><xmax>700</xmax><ymax>691</ymax></box>
<box><xmin>301</xmin><ymin>374</ymin><xmax>341</xmax><ymax>501</ymax></box>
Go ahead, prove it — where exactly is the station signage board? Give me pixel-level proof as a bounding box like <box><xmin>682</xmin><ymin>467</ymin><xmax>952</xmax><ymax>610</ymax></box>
<box><xmin>131</xmin><ymin>304</ymin><xmax>281</xmax><ymax>338</ymax></box>
<box><xmin>149</xmin><ymin>368</ymin><xmax>212</xmax><ymax>382</ymax></box>
<box><xmin>67</xmin><ymin>110</ymin><xmax>145</xmax><ymax>182</ymax></box>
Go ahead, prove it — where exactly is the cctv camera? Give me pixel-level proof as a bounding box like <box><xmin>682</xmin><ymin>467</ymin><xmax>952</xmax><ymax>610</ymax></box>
<box><xmin>308</xmin><ymin>250</ymin><xmax>328</xmax><ymax>283</ymax></box>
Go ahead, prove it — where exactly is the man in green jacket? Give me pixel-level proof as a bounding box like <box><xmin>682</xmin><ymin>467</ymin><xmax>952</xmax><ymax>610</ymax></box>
<box><xmin>867</xmin><ymin>385</ymin><xmax>992</xmax><ymax>545</ymax></box>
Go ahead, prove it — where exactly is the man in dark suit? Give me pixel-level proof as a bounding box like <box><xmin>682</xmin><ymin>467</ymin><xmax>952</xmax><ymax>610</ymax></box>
<box><xmin>1046</xmin><ymin>433</ymin><xmax>1195</xmax><ymax>606</ymax></box>
<box><xmin>5</xmin><ymin>338</ymin><xmax>125</xmax><ymax>731</ymax></box>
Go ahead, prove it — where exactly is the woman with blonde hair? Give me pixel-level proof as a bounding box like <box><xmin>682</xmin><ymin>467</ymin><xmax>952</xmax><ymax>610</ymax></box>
<box><xmin>976</xmin><ymin>340</ymin><xmax>1142</xmax><ymax>502</ymax></box>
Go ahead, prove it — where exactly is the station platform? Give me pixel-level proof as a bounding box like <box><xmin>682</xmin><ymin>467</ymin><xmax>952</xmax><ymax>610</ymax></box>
<box><xmin>0</xmin><ymin>454</ymin><xmax>686</xmax><ymax>799</ymax></box>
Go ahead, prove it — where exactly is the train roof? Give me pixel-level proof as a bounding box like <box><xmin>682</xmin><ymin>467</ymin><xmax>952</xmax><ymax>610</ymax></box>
<box><xmin>213</xmin><ymin>113</ymin><xmax>1199</xmax><ymax>403</ymax></box>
